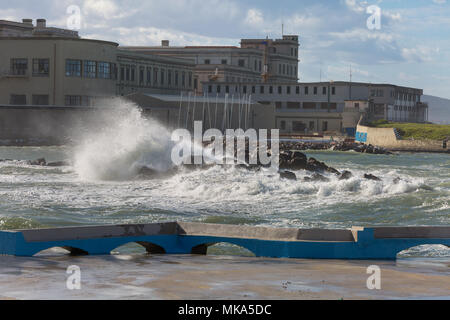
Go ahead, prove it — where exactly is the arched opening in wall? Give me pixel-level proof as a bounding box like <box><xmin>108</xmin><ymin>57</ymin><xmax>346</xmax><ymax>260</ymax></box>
<box><xmin>33</xmin><ymin>246</ymin><xmax>88</xmax><ymax>257</ymax></box>
<box><xmin>192</xmin><ymin>242</ymin><xmax>255</xmax><ymax>257</ymax></box>
<box><xmin>397</xmin><ymin>244</ymin><xmax>450</xmax><ymax>259</ymax></box>
<box><xmin>110</xmin><ymin>242</ymin><xmax>166</xmax><ymax>255</ymax></box>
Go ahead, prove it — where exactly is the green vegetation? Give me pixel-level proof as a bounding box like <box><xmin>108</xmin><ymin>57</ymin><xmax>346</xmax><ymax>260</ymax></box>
<box><xmin>369</xmin><ymin>120</ymin><xmax>450</xmax><ymax>140</ymax></box>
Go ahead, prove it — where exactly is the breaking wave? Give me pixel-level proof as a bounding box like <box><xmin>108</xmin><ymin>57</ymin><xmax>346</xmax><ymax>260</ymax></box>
<box><xmin>73</xmin><ymin>100</ymin><xmax>177</xmax><ymax>181</ymax></box>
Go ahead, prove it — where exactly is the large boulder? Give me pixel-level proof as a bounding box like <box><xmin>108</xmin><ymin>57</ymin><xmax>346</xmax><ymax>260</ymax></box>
<box><xmin>28</xmin><ymin>158</ymin><xmax>46</xmax><ymax>166</ymax></box>
<box><xmin>279</xmin><ymin>171</ymin><xmax>297</xmax><ymax>181</ymax></box>
<box><xmin>364</xmin><ymin>173</ymin><xmax>382</xmax><ymax>181</ymax></box>
<box><xmin>304</xmin><ymin>173</ymin><xmax>330</xmax><ymax>182</ymax></box>
<box><xmin>339</xmin><ymin>170</ymin><xmax>353</xmax><ymax>180</ymax></box>
<box><xmin>306</xmin><ymin>157</ymin><xmax>340</xmax><ymax>175</ymax></box>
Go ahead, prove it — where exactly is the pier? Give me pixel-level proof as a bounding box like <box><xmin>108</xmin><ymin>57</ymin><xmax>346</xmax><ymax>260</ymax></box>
<box><xmin>0</xmin><ymin>222</ymin><xmax>449</xmax><ymax>259</ymax></box>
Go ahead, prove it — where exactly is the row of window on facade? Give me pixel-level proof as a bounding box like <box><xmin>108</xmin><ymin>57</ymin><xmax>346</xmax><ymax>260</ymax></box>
<box><xmin>384</xmin><ymin>89</ymin><xmax>420</xmax><ymax>102</ymax></box>
<box><xmin>10</xmin><ymin>58</ymin><xmax>50</xmax><ymax>76</ymax></box>
<box><xmin>393</xmin><ymin>105</ymin><xmax>418</xmax><ymax>112</ymax></box>
<box><xmin>279</xmin><ymin>120</ymin><xmax>329</xmax><ymax>132</ymax></box>
<box><xmin>65</xmin><ymin>59</ymin><xmax>117</xmax><ymax>79</ymax></box>
<box><xmin>9</xmin><ymin>94</ymin><xmax>49</xmax><ymax>105</ymax></box>
<box><xmin>207</xmin><ymin>84</ymin><xmax>336</xmax><ymax>96</ymax></box>
<box><xmin>119</xmin><ymin>65</ymin><xmax>193</xmax><ymax>89</ymax></box>
<box><xmin>206</xmin><ymin>58</ymin><xmax>296</xmax><ymax>77</ymax></box>
<box><xmin>274</xmin><ymin>102</ymin><xmax>338</xmax><ymax>110</ymax></box>
<box><xmin>9</xmin><ymin>94</ymin><xmax>97</xmax><ymax>106</ymax></box>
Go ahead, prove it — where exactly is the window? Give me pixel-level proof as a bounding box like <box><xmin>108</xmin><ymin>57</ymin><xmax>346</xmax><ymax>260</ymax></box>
<box><xmin>126</xmin><ymin>67</ymin><xmax>130</xmax><ymax>81</ymax></box>
<box><xmin>259</xmin><ymin>60</ymin><xmax>262</xmax><ymax>72</ymax></box>
<box><xmin>332</xmin><ymin>87</ymin><xmax>336</xmax><ymax>95</ymax></box>
<box><xmin>161</xmin><ymin>69</ymin><xmax>165</xmax><ymax>85</ymax></box>
<box><xmin>260</xmin><ymin>86</ymin><xmax>265</xmax><ymax>94</ymax></box>
<box><xmin>221</xmin><ymin>59</ymin><xmax>227</xmax><ymax>65</ymax></box>
<box><xmin>139</xmin><ymin>67</ymin><xmax>144</xmax><ymax>85</ymax></box>
<box><xmin>84</xmin><ymin>61</ymin><xmax>97</xmax><ymax>78</ymax></box>
<box><xmin>252</xmin><ymin>86</ymin><xmax>256</xmax><ymax>94</ymax></box>
<box><xmin>130</xmin><ymin>67</ymin><xmax>135</xmax><ymax>82</ymax></box>
<box><xmin>111</xmin><ymin>63</ymin><xmax>118</xmax><ymax>80</ymax></box>
<box><xmin>280</xmin><ymin>120</ymin><xmax>286</xmax><ymax>130</ymax></box>
<box><xmin>238</xmin><ymin>59</ymin><xmax>245</xmax><ymax>67</ymax></box>
<box><xmin>120</xmin><ymin>67</ymin><xmax>125</xmax><ymax>81</ymax></box>
<box><xmin>243</xmin><ymin>86</ymin><xmax>247</xmax><ymax>94</ymax></box>
<box><xmin>32</xmin><ymin>59</ymin><xmax>49</xmax><ymax>76</ymax></box>
<box><xmin>204</xmin><ymin>59</ymin><xmax>210</xmax><ymax>65</ymax></box>
<box><xmin>287</xmin><ymin>102</ymin><xmax>301</xmax><ymax>109</ymax></box>
<box><xmin>147</xmin><ymin>67</ymin><xmax>151</xmax><ymax>84</ymax></box>
<box><xmin>208</xmin><ymin>85</ymin><xmax>212</xmax><ymax>93</ymax></box>
<box><xmin>217</xmin><ymin>85</ymin><xmax>221</xmax><ymax>93</ymax></box>
<box><xmin>182</xmin><ymin>71</ymin><xmax>186</xmax><ymax>87</ymax></box>
<box><xmin>11</xmin><ymin>59</ymin><xmax>28</xmax><ymax>75</ymax></box>
<box><xmin>98</xmin><ymin>62</ymin><xmax>111</xmax><ymax>79</ymax></box>
<box><xmin>322</xmin><ymin>87</ymin><xmax>327</xmax><ymax>95</ymax></box>
<box><xmin>322</xmin><ymin>121</ymin><xmax>328</xmax><ymax>132</ymax></box>
<box><xmin>287</xmin><ymin>86</ymin><xmax>291</xmax><ymax>94</ymax></box>
<box><xmin>278</xmin><ymin>86</ymin><xmax>282</xmax><ymax>94</ymax></box>
<box><xmin>275</xmin><ymin>102</ymin><xmax>282</xmax><ymax>109</ymax></box>
<box><xmin>189</xmin><ymin>72</ymin><xmax>192</xmax><ymax>88</ymax></box>
<box><xmin>65</xmin><ymin>95</ymin><xmax>82</xmax><ymax>106</ymax></box>
<box><xmin>175</xmin><ymin>71</ymin><xmax>179</xmax><ymax>86</ymax></box>
<box><xmin>309</xmin><ymin>121</ymin><xmax>315</xmax><ymax>130</ymax></box>
<box><xmin>226</xmin><ymin>85</ymin><xmax>230</xmax><ymax>94</ymax></box>
<box><xmin>65</xmin><ymin>59</ymin><xmax>81</xmax><ymax>77</ymax></box>
<box><xmin>168</xmin><ymin>70</ymin><xmax>172</xmax><ymax>86</ymax></box>
<box><xmin>314</xmin><ymin>87</ymin><xmax>318</xmax><ymax>95</ymax></box>
<box><xmin>304</xmin><ymin>87</ymin><xmax>309</xmax><ymax>95</ymax></box>
<box><xmin>10</xmin><ymin>94</ymin><xmax>26</xmax><ymax>105</ymax></box>
<box><xmin>32</xmin><ymin>95</ymin><xmax>49</xmax><ymax>105</ymax></box>
<box><xmin>296</xmin><ymin>86</ymin><xmax>300</xmax><ymax>94</ymax></box>
<box><xmin>153</xmin><ymin>68</ymin><xmax>158</xmax><ymax>85</ymax></box>
<box><xmin>282</xmin><ymin>64</ymin><xmax>286</xmax><ymax>74</ymax></box>
<box><xmin>293</xmin><ymin>121</ymin><xmax>306</xmax><ymax>132</ymax></box>
<box><xmin>269</xmin><ymin>86</ymin><xmax>273</xmax><ymax>94</ymax></box>
<box><xmin>254</xmin><ymin>60</ymin><xmax>257</xmax><ymax>71</ymax></box>
<box><xmin>303</xmin><ymin>102</ymin><xmax>316</xmax><ymax>109</ymax></box>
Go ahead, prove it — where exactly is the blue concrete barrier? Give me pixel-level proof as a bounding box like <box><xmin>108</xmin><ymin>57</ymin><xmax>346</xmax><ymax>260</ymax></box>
<box><xmin>0</xmin><ymin>222</ymin><xmax>449</xmax><ymax>259</ymax></box>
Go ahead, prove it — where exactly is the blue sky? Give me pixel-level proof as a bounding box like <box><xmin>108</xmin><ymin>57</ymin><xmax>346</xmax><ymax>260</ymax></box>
<box><xmin>1</xmin><ymin>0</ymin><xmax>450</xmax><ymax>98</ymax></box>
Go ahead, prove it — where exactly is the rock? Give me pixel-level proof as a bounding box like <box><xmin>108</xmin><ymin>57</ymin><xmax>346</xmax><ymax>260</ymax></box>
<box><xmin>279</xmin><ymin>171</ymin><xmax>297</xmax><ymax>181</ymax></box>
<box><xmin>46</xmin><ymin>161</ymin><xmax>70</xmax><ymax>167</ymax></box>
<box><xmin>393</xmin><ymin>177</ymin><xmax>401</xmax><ymax>184</ymax></box>
<box><xmin>364</xmin><ymin>173</ymin><xmax>382</xmax><ymax>181</ymax></box>
<box><xmin>28</xmin><ymin>158</ymin><xmax>46</xmax><ymax>166</ymax></box>
<box><xmin>339</xmin><ymin>171</ymin><xmax>353</xmax><ymax>180</ymax></box>
<box><xmin>306</xmin><ymin>158</ymin><xmax>340</xmax><ymax>175</ymax></box>
<box><xmin>304</xmin><ymin>173</ymin><xmax>330</xmax><ymax>182</ymax></box>
<box><xmin>136</xmin><ymin>166</ymin><xmax>179</xmax><ymax>180</ymax></box>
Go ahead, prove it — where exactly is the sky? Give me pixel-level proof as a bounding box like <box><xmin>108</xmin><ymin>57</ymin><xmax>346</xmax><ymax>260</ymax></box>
<box><xmin>1</xmin><ymin>0</ymin><xmax>450</xmax><ymax>99</ymax></box>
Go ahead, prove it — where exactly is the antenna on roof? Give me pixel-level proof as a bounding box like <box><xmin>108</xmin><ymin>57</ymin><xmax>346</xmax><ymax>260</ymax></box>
<box><xmin>282</xmin><ymin>22</ymin><xmax>284</xmax><ymax>36</ymax></box>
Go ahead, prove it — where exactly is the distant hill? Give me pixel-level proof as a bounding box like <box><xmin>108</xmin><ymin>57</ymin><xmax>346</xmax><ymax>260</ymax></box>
<box><xmin>422</xmin><ymin>95</ymin><xmax>450</xmax><ymax>124</ymax></box>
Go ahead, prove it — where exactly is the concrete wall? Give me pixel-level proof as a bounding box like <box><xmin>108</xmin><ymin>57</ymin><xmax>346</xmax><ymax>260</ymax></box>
<box><xmin>356</xmin><ymin>124</ymin><xmax>449</xmax><ymax>152</ymax></box>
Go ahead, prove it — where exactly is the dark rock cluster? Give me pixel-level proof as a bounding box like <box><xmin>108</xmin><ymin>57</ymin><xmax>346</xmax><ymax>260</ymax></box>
<box><xmin>280</xmin><ymin>141</ymin><xmax>392</xmax><ymax>155</ymax></box>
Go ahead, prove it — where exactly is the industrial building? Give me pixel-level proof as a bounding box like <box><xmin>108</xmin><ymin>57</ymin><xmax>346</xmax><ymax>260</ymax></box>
<box><xmin>201</xmin><ymin>81</ymin><xmax>429</xmax><ymax>135</ymax></box>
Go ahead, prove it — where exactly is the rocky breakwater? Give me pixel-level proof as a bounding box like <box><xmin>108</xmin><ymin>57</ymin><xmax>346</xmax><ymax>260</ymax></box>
<box><xmin>280</xmin><ymin>141</ymin><xmax>393</xmax><ymax>155</ymax></box>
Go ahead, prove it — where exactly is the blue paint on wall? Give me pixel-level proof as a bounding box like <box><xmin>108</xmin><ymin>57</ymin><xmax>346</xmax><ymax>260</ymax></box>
<box><xmin>355</xmin><ymin>131</ymin><xmax>368</xmax><ymax>143</ymax></box>
<box><xmin>1</xmin><ymin>228</ymin><xmax>449</xmax><ymax>260</ymax></box>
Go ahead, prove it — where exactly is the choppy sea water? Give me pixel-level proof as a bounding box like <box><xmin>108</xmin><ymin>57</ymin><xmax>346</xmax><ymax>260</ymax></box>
<box><xmin>0</xmin><ymin>146</ymin><xmax>449</xmax><ymax>257</ymax></box>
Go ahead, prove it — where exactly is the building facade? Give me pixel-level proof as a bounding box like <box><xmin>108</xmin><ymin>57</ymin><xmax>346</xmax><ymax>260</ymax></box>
<box><xmin>201</xmin><ymin>81</ymin><xmax>428</xmax><ymax>134</ymax></box>
<box><xmin>120</xmin><ymin>35</ymin><xmax>300</xmax><ymax>94</ymax></box>
<box><xmin>0</xmin><ymin>19</ymin><xmax>195</xmax><ymax>107</ymax></box>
